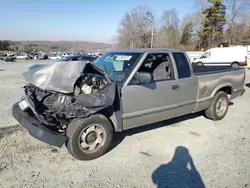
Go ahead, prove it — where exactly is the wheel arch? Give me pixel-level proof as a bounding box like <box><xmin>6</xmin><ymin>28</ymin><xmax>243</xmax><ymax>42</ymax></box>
<box><xmin>212</xmin><ymin>83</ymin><xmax>233</xmax><ymax>97</ymax></box>
<box><xmin>232</xmin><ymin>61</ymin><xmax>239</xmax><ymax>64</ymax></box>
<box><xmin>95</xmin><ymin>106</ymin><xmax>123</xmax><ymax>132</ymax></box>
<box><xmin>196</xmin><ymin>61</ymin><xmax>204</xmax><ymax>66</ymax></box>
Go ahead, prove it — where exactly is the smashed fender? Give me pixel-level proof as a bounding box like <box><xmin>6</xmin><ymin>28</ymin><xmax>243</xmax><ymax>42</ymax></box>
<box><xmin>21</xmin><ymin>60</ymin><xmax>122</xmax><ymax>131</ymax></box>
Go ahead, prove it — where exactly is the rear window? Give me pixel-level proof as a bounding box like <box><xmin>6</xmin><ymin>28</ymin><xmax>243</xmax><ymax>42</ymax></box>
<box><xmin>172</xmin><ymin>52</ymin><xmax>191</xmax><ymax>79</ymax></box>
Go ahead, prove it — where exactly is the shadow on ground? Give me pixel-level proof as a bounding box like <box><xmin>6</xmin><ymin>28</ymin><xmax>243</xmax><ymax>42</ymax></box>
<box><xmin>152</xmin><ymin>146</ymin><xmax>205</xmax><ymax>188</ymax></box>
<box><xmin>109</xmin><ymin>112</ymin><xmax>203</xmax><ymax>152</ymax></box>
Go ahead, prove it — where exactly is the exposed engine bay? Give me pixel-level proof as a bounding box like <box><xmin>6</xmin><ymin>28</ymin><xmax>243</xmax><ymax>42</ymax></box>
<box><xmin>22</xmin><ymin>61</ymin><xmax>117</xmax><ymax>132</ymax></box>
<box><xmin>74</xmin><ymin>72</ymin><xmax>108</xmax><ymax>95</ymax></box>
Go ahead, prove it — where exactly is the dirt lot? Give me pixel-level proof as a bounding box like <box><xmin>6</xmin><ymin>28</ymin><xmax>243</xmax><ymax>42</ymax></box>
<box><xmin>0</xmin><ymin>60</ymin><xmax>250</xmax><ymax>188</ymax></box>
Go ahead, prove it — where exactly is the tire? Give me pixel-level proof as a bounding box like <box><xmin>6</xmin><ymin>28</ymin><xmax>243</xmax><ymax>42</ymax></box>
<box><xmin>204</xmin><ymin>91</ymin><xmax>229</xmax><ymax>121</ymax></box>
<box><xmin>66</xmin><ymin>114</ymin><xmax>113</xmax><ymax>160</ymax></box>
<box><xmin>196</xmin><ymin>62</ymin><xmax>204</xmax><ymax>66</ymax></box>
<box><xmin>231</xmin><ymin>62</ymin><xmax>240</xmax><ymax>68</ymax></box>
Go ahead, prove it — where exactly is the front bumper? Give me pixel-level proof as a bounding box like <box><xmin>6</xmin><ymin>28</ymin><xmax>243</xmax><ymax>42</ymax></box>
<box><xmin>12</xmin><ymin>102</ymin><xmax>68</xmax><ymax>147</ymax></box>
<box><xmin>240</xmin><ymin>61</ymin><xmax>248</xmax><ymax>66</ymax></box>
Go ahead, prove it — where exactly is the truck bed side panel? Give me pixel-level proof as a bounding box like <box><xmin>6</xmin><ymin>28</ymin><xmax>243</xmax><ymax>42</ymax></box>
<box><xmin>193</xmin><ymin>68</ymin><xmax>245</xmax><ymax>113</ymax></box>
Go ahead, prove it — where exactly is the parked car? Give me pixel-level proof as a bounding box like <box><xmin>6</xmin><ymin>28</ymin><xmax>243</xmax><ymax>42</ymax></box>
<box><xmin>1</xmin><ymin>53</ymin><xmax>17</xmax><ymax>62</ymax></box>
<box><xmin>42</xmin><ymin>53</ymin><xmax>49</xmax><ymax>60</ymax></box>
<box><xmin>0</xmin><ymin>53</ymin><xmax>6</xmax><ymax>60</ymax></box>
<box><xmin>192</xmin><ymin>47</ymin><xmax>248</xmax><ymax>68</ymax></box>
<box><xmin>48</xmin><ymin>54</ymin><xmax>60</xmax><ymax>60</ymax></box>
<box><xmin>15</xmin><ymin>53</ymin><xmax>28</xmax><ymax>59</ymax></box>
<box><xmin>25</xmin><ymin>52</ymin><xmax>48</xmax><ymax>60</ymax></box>
<box><xmin>57</xmin><ymin>55</ymin><xmax>97</xmax><ymax>62</ymax></box>
<box><xmin>5</xmin><ymin>56</ymin><xmax>16</xmax><ymax>62</ymax></box>
<box><xmin>12</xmin><ymin>48</ymin><xmax>246</xmax><ymax>160</ymax></box>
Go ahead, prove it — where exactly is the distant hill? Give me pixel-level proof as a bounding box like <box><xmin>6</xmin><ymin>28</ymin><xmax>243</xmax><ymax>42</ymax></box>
<box><xmin>8</xmin><ymin>40</ymin><xmax>112</xmax><ymax>52</ymax></box>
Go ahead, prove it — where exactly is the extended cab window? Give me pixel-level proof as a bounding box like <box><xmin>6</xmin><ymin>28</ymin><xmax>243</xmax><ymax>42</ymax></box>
<box><xmin>172</xmin><ymin>52</ymin><xmax>191</xmax><ymax>79</ymax></box>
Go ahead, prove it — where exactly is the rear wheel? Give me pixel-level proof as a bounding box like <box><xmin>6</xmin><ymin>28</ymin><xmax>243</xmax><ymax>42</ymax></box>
<box><xmin>231</xmin><ymin>62</ymin><xmax>240</xmax><ymax>68</ymax></box>
<box><xmin>66</xmin><ymin>114</ymin><xmax>113</xmax><ymax>160</ymax></box>
<box><xmin>204</xmin><ymin>91</ymin><xmax>229</xmax><ymax>121</ymax></box>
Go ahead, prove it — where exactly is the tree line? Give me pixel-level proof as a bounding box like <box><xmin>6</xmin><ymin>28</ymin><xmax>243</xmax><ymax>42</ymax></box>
<box><xmin>0</xmin><ymin>40</ymin><xmax>110</xmax><ymax>52</ymax></box>
<box><xmin>0</xmin><ymin>40</ymin><xmax>13</xmax><ymax>51</ymax></box>
<box><xmin>0</xmin><ymin>40</ymin><xmax>49</xmax><ymax>52</ymax></box>
<box><xmin>115</xmin><ymin>0</ymin><xmax>250</xmax><ymax>51</ymax></box>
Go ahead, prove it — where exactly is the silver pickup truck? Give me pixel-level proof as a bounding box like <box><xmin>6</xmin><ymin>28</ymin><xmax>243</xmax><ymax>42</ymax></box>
<box><xmin>12</xmin><ymin>48</ymin><xmax>246</xmax><ymax>160</ymax></box>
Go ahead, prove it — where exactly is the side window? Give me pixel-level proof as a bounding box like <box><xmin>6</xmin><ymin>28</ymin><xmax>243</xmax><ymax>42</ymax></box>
<box><xmin>129</xmin><ymin>53</ymin><xmax>174</xmax><ymax>85</ymax></box>
<box><xmin>172</xmin><ymin>52</ymin><xmax>191</xmax><ymax>79</ymax></box>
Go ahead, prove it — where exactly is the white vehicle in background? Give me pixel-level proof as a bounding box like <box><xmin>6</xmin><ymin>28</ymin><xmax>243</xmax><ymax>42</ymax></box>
<box><xmin>48</xmin><ymin>54</ymin><xmax>60</xmax><ymax>60</ymax></box>
<box><xmin>192</xmin><ymin>47</ymin><xmax>248</xmax><ymax>68</ymax></box>
<box><xmin>15</xmin><ymin>53</ymin><xmax>28</xmax><ymax>59</ymax></box>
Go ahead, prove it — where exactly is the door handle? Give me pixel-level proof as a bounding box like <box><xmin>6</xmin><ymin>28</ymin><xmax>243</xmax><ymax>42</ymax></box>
<box><xmin>172</xmin><ymin>85</ymin><xmax>179</xmax><ymax>90</ymax></box>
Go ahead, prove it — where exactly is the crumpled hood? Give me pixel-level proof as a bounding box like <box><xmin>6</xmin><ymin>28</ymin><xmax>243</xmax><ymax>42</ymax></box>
<box><xmin>22</xmin><ymin>60</ymin><xmax>107</xmax><ymax>94</ymax></box>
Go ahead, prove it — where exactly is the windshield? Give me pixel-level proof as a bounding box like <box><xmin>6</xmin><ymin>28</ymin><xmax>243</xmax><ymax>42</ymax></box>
<box><xmin>92</xmin><ymin>52</ymin><xmax>142</xmax><ymax>84</ymax></box>
<box><xmin>199</xmin><ymin>51</ymin><xmax>211</xmax><ymax>59</ymax></box>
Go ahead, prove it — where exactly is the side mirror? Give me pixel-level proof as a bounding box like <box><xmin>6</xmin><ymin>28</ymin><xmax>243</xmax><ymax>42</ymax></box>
<box><xmin>134</xmin><ymin>72</ymin><xmax>153</xmax><ymax>85</ymax></box>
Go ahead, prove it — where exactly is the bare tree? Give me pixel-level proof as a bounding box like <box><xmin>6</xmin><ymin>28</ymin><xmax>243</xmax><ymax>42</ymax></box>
<box><xmin>192</xmin><ymin>0</ymin><xmax>210</xmax><ymax>50</ymax></box>
<box><xmin>116</xmin><ymin>5</ymin><xmax>155</xmax><ymax>48</ymax></box>
<box><xmin>194</xmin><ymin>0</ymin><xmax>209</xmax><ymax>21</ymax></box>
<box><xmin>229</xmin><ymin>13</ymin><xmax>250</xmax><ymax>45</ymax></box>
<box><xmin>157</xmin><ymin>9</ymin><xmax>180</xmax><ymax>48</ymax></box>
<box><xmin>224</xmin><ymin>0</ymin><xmax>250</xmax><ymax>45</ymax></box>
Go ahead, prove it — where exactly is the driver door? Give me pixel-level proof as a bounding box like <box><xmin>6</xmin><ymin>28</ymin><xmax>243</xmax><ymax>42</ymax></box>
<box><xmin>121</xmin><ymin>52</ymin><xmax>180</xmax><ymax>130</ymax></box>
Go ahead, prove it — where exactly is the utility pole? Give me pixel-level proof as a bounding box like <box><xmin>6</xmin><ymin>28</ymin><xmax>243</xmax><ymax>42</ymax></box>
<box><xmin>150</xmin><ymin>27</ymin><xmax>154</xmax><ymax>48</ymax></box>
<box><xmin>130</xmin><ymin>38</ymin><xmax>134</xmax><ymax>49</ymax></box>
<box><xmin>131</xmin><ymin>32</ymin><xmax>135</xmax><ymax>48</ymax></box>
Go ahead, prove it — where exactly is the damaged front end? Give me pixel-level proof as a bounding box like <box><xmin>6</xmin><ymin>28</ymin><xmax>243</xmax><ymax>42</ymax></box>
<box><xmin>12</xmin><ymin>60</ymin><xmax>119</xmax><ymax>147</ymax></box>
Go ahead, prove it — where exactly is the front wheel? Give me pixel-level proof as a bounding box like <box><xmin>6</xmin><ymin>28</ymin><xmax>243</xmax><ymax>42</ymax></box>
<box><xmin>204</xmin><ymin>91</ymin><xmax>229</xmax><ymax>121</ymax></box>
<box><xmin>66</xmin><ymin>115</ymin><xmax>113</xmax><ymax>160</ymax></box>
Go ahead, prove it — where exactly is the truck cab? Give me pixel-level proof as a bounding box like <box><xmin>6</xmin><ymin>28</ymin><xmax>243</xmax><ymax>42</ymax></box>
<box><xmin>98</xmin><ymin>49</ymin><xmax>198</xmax><ymax>130</ymax></box>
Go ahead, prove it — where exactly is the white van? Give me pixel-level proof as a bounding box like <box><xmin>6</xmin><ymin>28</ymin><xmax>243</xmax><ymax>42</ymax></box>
<box><xmin>192</xmin><ymin>47</ymin><xmax>248</xmax><ymax>68</ymax></box>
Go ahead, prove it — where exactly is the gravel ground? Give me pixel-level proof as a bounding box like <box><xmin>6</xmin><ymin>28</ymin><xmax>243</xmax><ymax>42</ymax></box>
<box><xmin>0</xmin><ymin>60</ymin><xmax>55</xmax><ymax>129</ymax></box>
<box><xmin>0</xmin><ymin>60</ymin><xmax>250</xmax><ymax>188</ymax></box>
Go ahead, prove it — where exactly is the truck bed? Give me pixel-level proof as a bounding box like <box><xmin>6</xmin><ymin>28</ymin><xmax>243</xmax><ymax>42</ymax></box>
<box><xmin>192</xmin><ymin>65</ymin><xmax>246</xmax><ymax>113</ymax></box>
